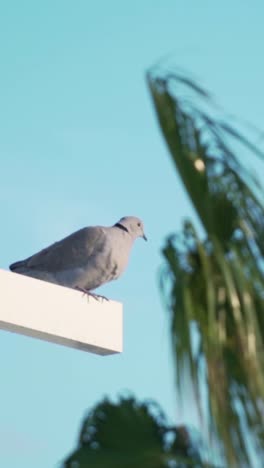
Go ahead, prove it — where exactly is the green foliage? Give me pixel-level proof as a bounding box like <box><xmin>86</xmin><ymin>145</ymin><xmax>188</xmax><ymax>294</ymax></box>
<box><xmin>147</xmin><ymin>69</ymin><xmax>264</xmax><ymax>466</ymax></box>
<box><xmin>63</xmin><ymin>397</ymin><xmax>204</xmax><ymax>468</ymax></box>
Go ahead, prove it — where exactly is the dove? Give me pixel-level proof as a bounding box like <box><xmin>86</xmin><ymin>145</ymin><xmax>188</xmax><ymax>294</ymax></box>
<box><xmin>9</xmin><ymin>216</ymin><xmax>147</xmax><ymax>299</ymax></box>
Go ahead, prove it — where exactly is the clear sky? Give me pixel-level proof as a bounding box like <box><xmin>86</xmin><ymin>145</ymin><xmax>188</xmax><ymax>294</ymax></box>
<box><xmin>1</xmin><ymin>1</ymin><xmax>264</xmax><ymax>467</ymax></box>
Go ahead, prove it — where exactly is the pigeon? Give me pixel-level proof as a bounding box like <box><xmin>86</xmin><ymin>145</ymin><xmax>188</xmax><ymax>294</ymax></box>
<box><xmin>9</xmin><ymin>216</ymin><xmax>147</xmax><ymax>299</ymax></box>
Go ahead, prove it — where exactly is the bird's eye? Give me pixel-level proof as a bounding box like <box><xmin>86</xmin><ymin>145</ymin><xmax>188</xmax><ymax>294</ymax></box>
<box><xmin>137</xmin><ymin>222</ymin><xmax>141</xmax><ymax>227</ymax></box>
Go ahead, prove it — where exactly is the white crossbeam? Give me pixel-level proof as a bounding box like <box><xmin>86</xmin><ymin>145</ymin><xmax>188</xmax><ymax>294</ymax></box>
<box><xmin>0</xmin><ymin>269</ymin><xmax>123</xmax><ymax>355</ymax></box>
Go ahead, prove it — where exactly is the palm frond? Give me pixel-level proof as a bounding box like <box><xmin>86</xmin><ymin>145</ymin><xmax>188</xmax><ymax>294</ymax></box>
<box><xmin>147</xmin><ymin>67</ymin><xmax>264</xmax><ymax>466</ymax></box>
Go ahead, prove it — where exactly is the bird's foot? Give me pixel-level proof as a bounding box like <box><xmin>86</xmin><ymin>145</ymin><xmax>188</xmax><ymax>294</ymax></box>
<box><xmin>75</xmin><ymin>286</ymin><xmax>109</xmax><ymax>302</ymax></box>
<box><xmin>89</xmin><ymin>292</ymin><xmax>109</xmax><ymax>302</ymax></box>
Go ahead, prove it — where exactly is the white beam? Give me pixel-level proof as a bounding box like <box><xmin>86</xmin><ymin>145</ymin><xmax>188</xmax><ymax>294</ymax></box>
<box><xmin>0</xmin><ymin>269</ymin><xmax>122</xmax><ymax>355</ymax></box>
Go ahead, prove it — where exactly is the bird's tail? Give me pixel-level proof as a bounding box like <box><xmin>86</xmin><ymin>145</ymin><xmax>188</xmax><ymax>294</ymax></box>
<box><xmin>9</xmin><ymin>260</ymin><xmax>26</xmax><ymax>272</ymax></box>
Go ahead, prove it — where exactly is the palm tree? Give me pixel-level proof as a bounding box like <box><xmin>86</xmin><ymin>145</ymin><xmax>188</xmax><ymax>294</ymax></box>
<box><xmin>147</xmin><ymin>67</ymin><xmax>264</xmax><ymax>466</ymax></box>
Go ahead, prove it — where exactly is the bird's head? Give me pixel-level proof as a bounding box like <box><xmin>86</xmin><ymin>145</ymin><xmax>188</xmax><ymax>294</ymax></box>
<box><xmin>115</xmin><ymin>216</ymin><xmax>147</xmax><ymax>241</ymax></box>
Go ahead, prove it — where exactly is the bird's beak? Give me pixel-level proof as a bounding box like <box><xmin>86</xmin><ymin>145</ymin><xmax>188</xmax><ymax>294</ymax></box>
<box><xmin>143</xmin><ymin>233</ymin><xmax>147</xmax><ymax>241</ymax></box>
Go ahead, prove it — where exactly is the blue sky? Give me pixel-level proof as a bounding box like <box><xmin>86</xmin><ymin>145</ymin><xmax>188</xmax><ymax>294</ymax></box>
<box><xmin>1</xmin><ymin>1</ymin><xmax>264</xmax><ymax>467</ymax></box>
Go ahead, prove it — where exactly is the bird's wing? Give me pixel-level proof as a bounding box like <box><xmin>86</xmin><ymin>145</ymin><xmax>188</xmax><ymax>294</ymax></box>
<box><xmin>10</xmin><ymin>226</ymin><xmax>106</xmax><ymax>273</ymax></box>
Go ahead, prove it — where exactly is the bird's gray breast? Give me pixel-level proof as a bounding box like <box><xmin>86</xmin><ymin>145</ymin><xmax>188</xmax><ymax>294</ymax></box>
<box><xmin>79</xmin><ymin>230</ymin><xmax>133</xmax><ymax>290</ymax></box>
<box><xmin>107</xmin><ymin>232</ymin><xmax>133</xmax><ymax>277</ymax></box>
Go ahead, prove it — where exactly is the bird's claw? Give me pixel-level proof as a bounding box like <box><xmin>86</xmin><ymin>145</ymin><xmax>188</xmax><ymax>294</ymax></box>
<box><xmin>75</xmin><ymin>286</ymin><xmax>109</xmax><ymax>302</ymax></box>
<box><xmin>90</xmin><ymin>292</ymin><xmax>109</xmax><ymax>302</ymax></box>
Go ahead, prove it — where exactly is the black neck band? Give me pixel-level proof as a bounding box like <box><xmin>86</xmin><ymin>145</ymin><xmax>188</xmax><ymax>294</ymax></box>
<box><xmin>115</xmin><ymin>223</ymin><xmax>129</xmax><ymax>233</ymax></box>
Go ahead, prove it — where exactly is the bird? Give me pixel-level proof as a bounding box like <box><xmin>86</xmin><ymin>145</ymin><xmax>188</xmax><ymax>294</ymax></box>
<box><xmin>9</xmin><ymin>216</ymin><xmax>147</xmax><ymax>300</ymax></box>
